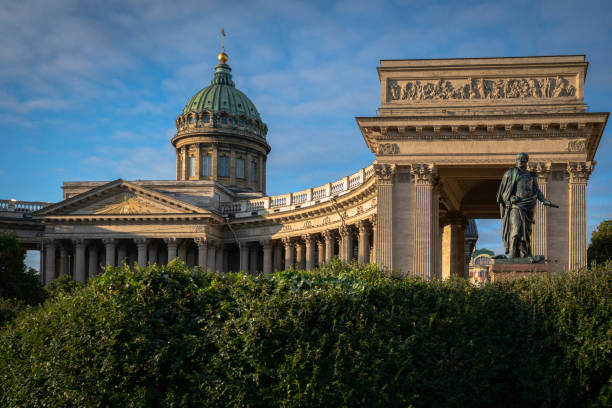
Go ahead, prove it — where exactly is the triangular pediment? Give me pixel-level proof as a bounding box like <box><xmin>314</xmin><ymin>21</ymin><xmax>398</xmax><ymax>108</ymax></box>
<box><xmin>35</xmin><ymin>179</ymin><xmax>209</xmax><ymax>217</ymax></box>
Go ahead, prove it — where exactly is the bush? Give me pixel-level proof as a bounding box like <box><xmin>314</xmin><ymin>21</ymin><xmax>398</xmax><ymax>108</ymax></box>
<box><xmin>0</xmin><ymin>260</ymin><xmax>610</xmax><ymax>407</ymax></box>
<box><xmin>0</xmin><ymin>232</ymin><xmax>45</xmax><ymax>305</ymax></box>
<box><xmin>588</xmin><ymin>219</ymin><xmax>612</xmax><ymax>265</ymax></box>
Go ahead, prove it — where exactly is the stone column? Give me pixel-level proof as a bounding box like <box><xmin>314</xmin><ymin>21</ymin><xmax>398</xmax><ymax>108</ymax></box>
<box><xmin>73</xmin><ymin>239</ymin><xmax>87</xmax><ymax>283</ymax></box>
<box><xmin>117</xmin><ymin>243</ymin><xmax>127</xmax><ymax>266</ymax></box>
<box><xmin>211</xmin><ymin>144</ymin><xmax>218</xmax><ymax>181</ymax></box>
<box><xmin>249</xmin><ymin>243</ymin><xmax>259</xmax><ymax>274</ymax></box>
<box><xmin>215</xmin><ymin>245</ymin><xmax>224</xmax><ymax>272</ymax></box>
<box><xmin>567</xmin><ymin>162</ymin><xmax>592</xmax><ymax>269</ymax></box>
<box><xmin>180</xmin><ymin>147</ymin><xmax>188</xmax><ymax>180</ymax></box>
<box><xmin>44</xmin><ymin>239</ymin><xmax>56</xmax><ymax>285</ymax></box>
<box><xmin>282</xmin><ymin>238</ymin><xmax>294</xmax><ymax>269</ymax></box>
<box><xmin>207</xmin><ymin>241</ymin><xmax>216</xmax><ymax>272</ymax></box>
<box><xmin>178</xmin><ymin>242</ymin><xmax>187</xmax><ymax>262</ymax></box>
<box><xmin>338</xmin><ymin>226</ymin><xmax>348</xmax><ymax>262</ymax></box>
<box><xmin>165</xmin><ymin>238</ymin><xmax>178</xmax><ymax>263</ymax></box>
<box><xmin>323</xmin><ymin>230</ymin><xmax>334</xmax><ymax>262</ymax></box>
<box><xmin>432</xmin><ymin>183</ymin><xmax>441</xmax><ymax>279</ymax></box>
<box><xmin>374</xmin><ymin>164</ymin><xmax>395</xmax><ymax>270</ymax></box>
<box><xmin>195</xmin><ymin>238</ymin><xmax>208</xmax><ymax>268</ymax></box>
<box><xmin>358</xmin><ymin>220</ymin><xmax>370</xmax><ymax>264</ymax></box>
<box><xmin>441</xmin><ymin>212</ymin><xmax>466</xmax><ymax>279</ymax></box>
<box><xmin>88</xmin><ymin>244</ymin><xmax>99</xmax><ymax>279</ymax></box>
<box><xmin>147</xmin><ymin>242</ymin><xmax>157</xmax><ymax>265</ymax></box>
<box><xmin>273</xmin><ymin>242</ymin><xmax>282</xmax><ymax>272</ymax></box>
<box><xmin>240</xmin><ymin>242</ymin><xmax>249</xmax><ymax>272</ymax></box>
<box><xmin>304</xmin><ymin>234</ymin><xmax>314</xmax><ymax>270</ymax></box>
<box><xmin>411</xmin><ymin>164</ymin><xmax>438</xmax><ymax>279</ymax></box>
<box><xmin>102</xmin><ymin>238</ymin><xmax>116</xmax><ymax>268</ymax></box>
<box><xmin>370</xmin><ymin>215</ymin><xmax>377</xmax><ymax>264</ymax></box>
<box><xmin>134</xmin><ymin>238</ymin><xmax>148</xmax><ymax>267</ymax></box>
<box><xmin>530</xmin><ymin>162</ymin><xmax>551</xmax><ymax>258</ymax></box>
<box><xmin>317</xmin><ymin>239</ymin><xmax>325</xmax><ymax>267</ymax></box>
<box><xmin>295</xmin><ymin>240</ymin><xmax>304</xmax><ymax>269</ymax></box>
<box><xmin>60</xmin><ymin>244</ymin><xmax>70</xmax><ymax>276</ymax></box>
<box><xmin>261</xmin><ymin>240</ymin><xmax>272</xmax><ymax>275</ymax></box>
<box><xmin>229</xmin><ymin>150</ymin><xmax>236</xmax><ymax>186</ymax></box>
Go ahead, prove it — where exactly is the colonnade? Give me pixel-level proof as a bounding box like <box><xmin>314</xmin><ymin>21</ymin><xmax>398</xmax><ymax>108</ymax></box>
<box><xmin>41</xmin><ymin>217</ymin><xmax>376</xmax><ymax>285</ymax></box>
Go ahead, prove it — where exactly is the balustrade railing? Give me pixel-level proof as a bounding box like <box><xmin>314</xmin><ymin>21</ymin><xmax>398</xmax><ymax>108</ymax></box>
<box><xmin>0</xmin><ymin>199</ymin><xmax>52</xmax><ymax>213</ymax></box>
<box><xmin>222</xmin><ymin>163</ymin><xmax>375</xmax><ymax>216</ymax></box>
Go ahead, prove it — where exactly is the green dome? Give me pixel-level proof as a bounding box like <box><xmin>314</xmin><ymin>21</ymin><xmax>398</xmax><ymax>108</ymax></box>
<box><xmin>182</xmin><ymin>63</ymin><xmax>261</xmax><ymax>121</ymax></box>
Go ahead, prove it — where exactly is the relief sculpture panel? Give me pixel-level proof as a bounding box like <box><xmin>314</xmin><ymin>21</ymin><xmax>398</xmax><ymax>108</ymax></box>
<box><xmin>387</xmin><ymin>76</ymin><xmax>576</xmax><ymax>102</ymax></box>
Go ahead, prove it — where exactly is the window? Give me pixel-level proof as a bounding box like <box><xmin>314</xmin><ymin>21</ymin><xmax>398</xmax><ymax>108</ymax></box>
<box><xmin>202</xmin><ymin>115</ymin><xmax>210</xmax><ymax>123</ymax></box>
<box><xmin>189</xmin><ymin>156</ymin><xmax>196</xmax><ymax>177</ymax></box>
<box><xmin>218</xmin><ymin>156</ymin><xmax>229</xmax><ymax>177</ymax></box>
<box><xmin>202</xmin><ymin>155</ymin><xmax>211</xmax><ymax>177</ymax></box>
<box><xmin>250</xmin><ymin>160</ymin><xmax>257</xmax><ymax>182</ymax></box>
<box><xmin>236</xmin><ymin>158</ymin><xmax>245</xmax><ymax>179</ymax></box>
<box><xmin>221</xmin><ymin>116</ymin><xmax>228</xmax><ymax>124</ymax></box>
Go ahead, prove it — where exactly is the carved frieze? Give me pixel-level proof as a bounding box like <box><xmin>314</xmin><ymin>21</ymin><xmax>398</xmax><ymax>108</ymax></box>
<box><xmin>377</xmin><ymin>143</ymin><xmax>400</xmax><ymax>155</ymax></box>
<box><xmin>567</xmin><ymin>139</ymin><xmax>586</xmax><ymax>153</ymax></box>
<box><xmin>387</xmin><ymin>76</ymin><xmax>576</xmax><ymax>102</ymax></box>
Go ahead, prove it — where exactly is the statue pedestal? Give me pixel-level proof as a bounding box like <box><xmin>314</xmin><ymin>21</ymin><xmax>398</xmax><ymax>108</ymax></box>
<box><xmin>488</xmin><ymin>258</ymin><xmax>548</xmax><ymax>282</ymax></box>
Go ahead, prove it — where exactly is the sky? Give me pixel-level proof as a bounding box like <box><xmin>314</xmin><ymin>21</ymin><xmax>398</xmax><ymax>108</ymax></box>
<box><xmin>1</xmin><ymin>0</ymin><xmax>612</xmax><ymax>268</ymax></box>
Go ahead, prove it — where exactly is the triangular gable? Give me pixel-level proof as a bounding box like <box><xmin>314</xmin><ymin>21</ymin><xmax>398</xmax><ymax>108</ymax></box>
<box><xmin>35</xmin><ymin>179</ymin><xmax>208</xmax><ymax>216</ymax></box>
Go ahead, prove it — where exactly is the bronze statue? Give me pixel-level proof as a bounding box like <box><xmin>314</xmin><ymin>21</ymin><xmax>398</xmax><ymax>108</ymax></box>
<box><xmin>496</xmin><ymin>153</ymin><xmax>558</xmax><ymax>259</ymax></box>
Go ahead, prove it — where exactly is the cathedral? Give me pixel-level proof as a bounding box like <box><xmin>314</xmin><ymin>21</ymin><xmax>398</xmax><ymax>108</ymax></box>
<box><xmin>18</xmin><ymin>52</ymin><xmax>608</xmax><ymax>284</ymax></box>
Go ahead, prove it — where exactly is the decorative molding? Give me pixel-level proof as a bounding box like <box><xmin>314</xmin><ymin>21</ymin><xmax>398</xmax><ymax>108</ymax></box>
<box><xmin>387</xmin><ymin>76</ymin><xmax>576</xmax><ymax>102</ymax></box>
<box><xmin>377</xmin><ymin>143</ymin><xmax>400</xmax><ymax>155</ymax></box>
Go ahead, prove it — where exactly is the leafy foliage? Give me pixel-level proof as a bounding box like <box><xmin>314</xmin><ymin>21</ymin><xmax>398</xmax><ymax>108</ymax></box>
<box><xmin>0</xmin><ymin>259</ymin><xmax>610</xmax><ymax>407</ymax></box>
<box><xmin>0</xmin><ymin>232</ymin><xmax>45</xmax><ymax>304</ymax></box>
<box><xmin>588</xmin><ymin>219</ymin><xmax>612</xmax><ymax>265</ymax></box>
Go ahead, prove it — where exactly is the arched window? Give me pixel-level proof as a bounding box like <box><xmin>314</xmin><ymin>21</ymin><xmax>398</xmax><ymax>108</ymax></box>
<box><xmin>202</xmin><ymin>155</ymin><xmax>211</xmax><ymax>177</ymax></box>
<box><xmin>236</xmin><ymin>158</ymin><xmax>245</xmax><ymax>179</ymax></box>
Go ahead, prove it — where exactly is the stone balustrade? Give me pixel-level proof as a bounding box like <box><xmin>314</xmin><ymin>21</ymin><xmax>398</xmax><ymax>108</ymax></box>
<box><xmin>222</xmin><ymin>163</ymin><xmax>375</xmax><ymax>217</ymax></box>
<box><xmin>0</xmin><ymin>199</ymin><xmax>53</xmax><ymax>213</ymax></box>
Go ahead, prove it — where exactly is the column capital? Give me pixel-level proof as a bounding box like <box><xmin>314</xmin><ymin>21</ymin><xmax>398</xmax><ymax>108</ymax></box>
<box><xmin>369</xmin><ymin>214</ymin><xmax>377</xmax><ymax>228</ymax></box>
<box><xmin>527</xmin><ymin>161</ymin><xmax>552</xmax><ymax>179</ymax></box>
<box><xmin>322</xmin><ymin>230</ymin><xmax>335</xmax><ymax>241</ymax></box>
<box><xmin>102</xmin><ymin>238</ymin><xmax>117</xmax><ymax>246</ymax></box>
<box><xmin>43</xmin><ymin>238</ymin><xmax>57</xmax><ymax>247</ymax></box>
<box><xmin>134</xmin><ymin>238</ymin><xmax>149</xmax><ymax>247</ymax></box>
<box><xmin>281</xmin><ymin>237</ymin><xmax>293</xmax><ymax>247</ymax></box>
<box><xmin>303</xmin><ymin>234</ymin><xmax>314</xmax><ymax>244</ymax></box>
<box><xmin>445</xmin><ymin>211</ymin><xmax>467</xmax><ymax>227</ymax></box>
<box><xmin>410</xmin><ymin>163</ymin><xmax>438</xmax><ymax>185</ymax></box>
<box><xmin>358</xmin><ymin>219</ymin><xmax>369</xmax><ymax>233</ymax></box>
<box><xmin>260</xmin><ymin>239</ymin><xmax>272</xmax><ymax>249</ymax></box>
<box><xmin>339</xmin><ymin>225</ymin><xmax>350</xmax><ymax>238</ymax></box>
<box><xmin>72</xmin><ymin>238</ymin><xmax>86</xmax><ymax>246</ymax></box>
<box><xmin>373</xmin><ymin>163</ymin><xmax>396</xmax><ymax>185</ymax></box>
<box><xmin>567</xmin><ymin>161</ymin><xmax>593</xmax><ymax>183</ymax></box>
<box><xmin>194</xmin><ymin>237</ymin><xmax>208</xmax><ymax>247</ymax></box>
<box><xmin>164</xmin><ymin>238</ymin><xmax>179</xmax><ymax>246</ymax></box>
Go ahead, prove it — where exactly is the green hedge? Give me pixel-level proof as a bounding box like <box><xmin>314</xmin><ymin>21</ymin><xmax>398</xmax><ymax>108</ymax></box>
<box><xmin>0</xmin><ymin>260</ymin><xmax>610</xmax><ymax>407</ymax></box>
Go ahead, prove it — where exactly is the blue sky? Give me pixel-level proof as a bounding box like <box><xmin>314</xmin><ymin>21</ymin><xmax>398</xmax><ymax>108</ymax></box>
<box><xmin>2</xmin><ymin>0</ymin><xmax>612</xmax><ymax>266</ymax></box>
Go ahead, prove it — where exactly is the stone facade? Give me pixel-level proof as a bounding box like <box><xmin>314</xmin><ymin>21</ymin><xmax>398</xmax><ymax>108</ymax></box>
<box><xmin>5</xmin><ymin>55</ymin><xmax>606</xmax><ymax>285</ymax></box>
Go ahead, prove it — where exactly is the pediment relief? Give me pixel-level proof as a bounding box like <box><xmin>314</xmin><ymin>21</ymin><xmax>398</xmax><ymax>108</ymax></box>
<box><xmin>37</xmin><ymin>180</ymin><xmax>207</xmax><ymax>217</ymax></box>
<box><xmin>71</xmin><ymin>191</ymin><xmax>182</xmax><ymax>215</ymax></box>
